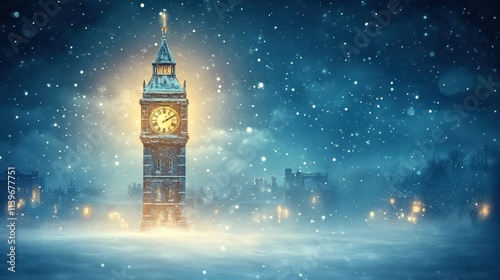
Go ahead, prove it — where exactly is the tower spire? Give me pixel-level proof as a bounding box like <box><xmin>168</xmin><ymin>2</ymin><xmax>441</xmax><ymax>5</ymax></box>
<box><xmin>161</xmin><ymin>9</ymin><xmax>167</xmax><ymax>38</ymax></box>
<box><xmin>140</xmin><ymin>10</ymin><xmax>189</xmax><ymax>231</ymax></box>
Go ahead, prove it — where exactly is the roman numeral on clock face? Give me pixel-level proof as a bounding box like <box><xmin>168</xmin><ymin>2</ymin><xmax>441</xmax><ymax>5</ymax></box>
<box><xmin>149</xmin><ymin>106</ymin><xmax>180</xmax><ymax>134</ymax></box>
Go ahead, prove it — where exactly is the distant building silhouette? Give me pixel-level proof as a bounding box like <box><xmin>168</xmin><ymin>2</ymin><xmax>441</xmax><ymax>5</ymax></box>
<box><xmin>191</xmin><ymin>168</ymin><xmax>335</xmax><ymax>224</ymax></box>
<box><xmin>284</xmin><ymin>168</ymin><xmax>334</xmax><ymax>218</ymax></box>
<box><xmin>0</xmin><ymin>170</ymin><xmax>42</xmax><ymax>216</ymax></box>
<box><xmin>127</xmin><ymin>182</ymin><xmax>142</xmax><ymax>199</ymax></box>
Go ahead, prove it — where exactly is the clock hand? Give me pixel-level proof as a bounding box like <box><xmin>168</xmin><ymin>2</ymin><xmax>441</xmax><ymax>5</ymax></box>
<box><xmin>163</xmin><ymin>115</ymin><xmax>175</xmax><ymax>123</ymax></box>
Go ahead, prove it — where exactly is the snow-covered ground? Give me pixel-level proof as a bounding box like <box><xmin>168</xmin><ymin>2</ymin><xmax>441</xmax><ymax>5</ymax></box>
<box><xmin>4</xmin><ymin>224</ymin><xmax>500</xmax><ymax>280</ymax></box>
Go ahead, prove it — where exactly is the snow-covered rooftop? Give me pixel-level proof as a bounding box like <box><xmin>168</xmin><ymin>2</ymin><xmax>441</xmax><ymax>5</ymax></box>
<box><xmin>143</xmin><ymin>36</ymin><xmax>185</xmax><ymax>93</ymax></box>
<box><xmin>144</xmin><ymin>75</ymin><xmax>184</xmax><ymax>93</ymax></box>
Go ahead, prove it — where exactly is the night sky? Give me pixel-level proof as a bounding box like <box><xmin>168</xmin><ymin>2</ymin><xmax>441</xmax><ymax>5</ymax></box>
<box><xmin>1</xmin><ymin>0</ymin><xmax>499</xmax><ymax>197</ymax></box>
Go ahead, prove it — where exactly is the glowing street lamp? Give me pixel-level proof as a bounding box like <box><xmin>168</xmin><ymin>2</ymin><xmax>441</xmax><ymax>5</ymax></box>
<box><xmin>108</xmin><ymin>212</ymin><xmax>121</xmax><ymax>221</ymax></box>
<box><xmin>479</xmin><ymin>203</ymin><xmax>491</xmax><ymax>220</ymax></box>
<box><xmin>17</xmin><ymin>198</ymin><xmax>26</xmax><ymax>209</ymax></box>
<box><xmin>312</xmin><ymin>196</ymin><xmax>318</xmax><ymax>204</ymax></box>
<box><xmin>277</xmin><ymin>206</ymin><xmax>290</xmax><ymax>222</ymax></box>
<box><xmin>83</xmin><ymin>206</ymin><xmax>91</xmax><ymax>218</ymax></box>
<box><xmin>407</xmin><ymin>215</ymin><xmax>417</xmax><ymax>223</ymax></box>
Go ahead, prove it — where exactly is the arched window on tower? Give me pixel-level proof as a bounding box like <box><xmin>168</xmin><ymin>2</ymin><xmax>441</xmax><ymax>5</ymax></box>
<box><xmin>156</xmin><ymin>186</ymin><xmax>162</xmax><ymax>202</ymax></box>
<box><xmin>156</xmin><ymin>159</ymin><xmax>161</xmax><ymax>174</ymax></box>
<box><xmin>156</xmin><ymin>65</ymin><xmax>173</xmax><ymax>75</ymax></box>
<box><xmin>168</xmin><ymin>187</ymin><xmax>174</xmax><ymax>202</ymax></box>
<box><xmin>168</xmin><ymin>158</ymin><xmax>173</xmax><ymax>173</ymax></box>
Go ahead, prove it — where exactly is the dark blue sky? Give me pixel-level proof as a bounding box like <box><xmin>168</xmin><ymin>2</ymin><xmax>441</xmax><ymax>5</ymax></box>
<box><xmin>0</xmin><ymin>0</ymin><xmax>499</xmax><ymax>196</ymax></box>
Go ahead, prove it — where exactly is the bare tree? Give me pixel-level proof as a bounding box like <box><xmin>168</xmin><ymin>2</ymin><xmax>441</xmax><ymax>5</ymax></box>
<box><xmin>392</xmin><ymin>148</ymin><xmax>497</xmax><ymax>221</ymax></box>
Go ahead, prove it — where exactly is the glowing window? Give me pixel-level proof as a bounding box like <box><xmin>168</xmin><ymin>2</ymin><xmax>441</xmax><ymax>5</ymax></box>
<box><xmin>156</xmin><ymin>186</ymin><xmax>161</xmax><ymax>202</ymax></box>
<box><xmin>168</xmin><ymin>187</ymin><xmax>174</xmax><ymax>202</ymax></box>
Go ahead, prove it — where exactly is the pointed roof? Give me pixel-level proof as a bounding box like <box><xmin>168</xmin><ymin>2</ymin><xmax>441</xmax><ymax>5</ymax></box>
<box><xmin>153</xmin><ymin>38</ymin><xmax>175</xmax><ymax>64</ymax></box>
<box><xmin>144</xmin><ymin>37</ymin><xmax>183</xmax><ymax>93</ymax></box>
<box><xmin>143</xmin><ymin>9</ymin><xmax>185</xmax><ymax>95</ymax></box>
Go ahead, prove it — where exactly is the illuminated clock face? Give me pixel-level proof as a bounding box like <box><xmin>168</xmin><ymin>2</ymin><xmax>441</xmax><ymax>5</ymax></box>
<box><xmin>149</xmin><ymin>106</ymin><xmax>180</xmax><ymax>134</ymax></box>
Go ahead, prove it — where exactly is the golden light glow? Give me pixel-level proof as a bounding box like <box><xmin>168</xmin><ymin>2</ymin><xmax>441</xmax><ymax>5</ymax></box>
<box><xmin>32</xmin><ymin>187</ymin><xmax>40</xmax><ymax>204</ymax></box>
<box><xmin>109</xmin><ymin>212</ymin><xmax>120</xmax><ymax>220</ymax></box>
<box><xmin>390</xmin><ymin>198</ymin><xmax>395</xmax><ymax>205</ymax></box>
<box><xmin>107</xmin><ymin>212</ymin><xmax>130</xmax><ymax>227</ymax></box>
<box><xmin>91</xmin><ymin>11</ymin><xmax>223</xmax><ymax>193</ymax></box>
<box><xmin>100</xmin><ymin>36</ymin><xmax>212</xmax><ymax>151</ymax></box>
<box><xmin>479</xmin><ymin>203</ymin><xmax>491</xmax><ymax>219</ymax></box>
<box><xmin>161</xmin><ymin>9</ymin><xmax>168</xmax><ymax>35</ymax></box>
<box><xmin>149</xmin><ymin>106</ymin><xmax>180</xmax><ymax>134</ymax></box>
<box><xmin>407</xmin><ymin>215</ymin><xmax>417</xmax><ymax>223</ymax></box>
<box><xmin>277</xmin><ymin>205</ymin><xmax>290</xmax><ymax>222</ymax></box>
<box><xmin>412</xmin><ymin>201</ymin><xmax>422</xmax><ymax>213</ymax></box>
<box><xmin>369</xmin><ymin>211</ymin><xmax>375</xmax><ymax>218</ymax></box>
<box><xmin>17</xmin><ymin>199</ymin><xmax>24</xmax><ymax>209</ymax></box>
<box><xmin>83</xmin><ymin>206</ymin><xmax>91</xmax><ymax>217</ymax></box>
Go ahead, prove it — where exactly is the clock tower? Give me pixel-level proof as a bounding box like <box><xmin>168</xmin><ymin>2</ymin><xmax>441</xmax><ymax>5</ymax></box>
<box><xmin>140</xmin><ymin>10</ymin><xmax>188</xmax><ymax>230</ymax></box>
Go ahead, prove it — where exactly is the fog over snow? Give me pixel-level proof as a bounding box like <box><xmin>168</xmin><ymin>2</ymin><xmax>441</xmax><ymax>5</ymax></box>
<box><xmin>1</xmin><ymin>1</ymin><xmax>500</xmax><ymax>279</ymax></box>
<box><xmin>2</xmin><ymin>221</ymin><xmax>498</xmax><ymax>280</ymax></box>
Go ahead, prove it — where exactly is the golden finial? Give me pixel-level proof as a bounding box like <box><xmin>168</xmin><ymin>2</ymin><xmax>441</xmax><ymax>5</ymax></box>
<box><xmin>161</xmin><ymin>9</ymin><xmax>167</xmax><ymax>37</ymax></box>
